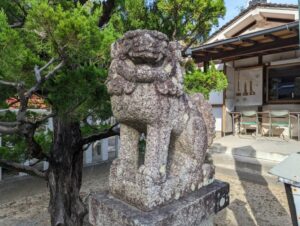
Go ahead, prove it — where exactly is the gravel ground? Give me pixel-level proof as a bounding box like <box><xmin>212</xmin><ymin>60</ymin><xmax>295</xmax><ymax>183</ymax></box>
<box><xmin>214</xmin><ymin>173</ymin><xmax>291</xmax><ymax>226</ymax></box>
<box><xmin>0</xmin><ymin>163</ymin><xmax>292</xmax><ymax>226</ymax></box>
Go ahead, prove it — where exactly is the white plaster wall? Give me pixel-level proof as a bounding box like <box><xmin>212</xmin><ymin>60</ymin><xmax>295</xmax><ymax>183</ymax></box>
<box><xmin>234</xmin><ymin>57</ymin><xmax>259</xmax><ymax>68</ymax></box>
<box><xmin>215</xmin><ymin>63</ymin><xmax>224</xmax><ymax>71</ymax></box>
<box><xmin>225</xmin><ymin>65</ymin><xmax>235</xmax><ymax>100</ymax></box>
<box><xmin>209</xmin><ymin>91</ymin><xmax>223</xmax><ymax>105</ymax></box>
<box><xmin>212</xmin><ymin>107</ymin><xmax>222</xmax><ymax>132</ymax></box>
<box><xmin>263</xmin><ymin>50</ymin><xmax>300</xmax><ymax>63</ymax></box>
<box><xmin>235</xmin><ymin>67</ymin><xmax>263</xmax><ymax>106</ymax></box>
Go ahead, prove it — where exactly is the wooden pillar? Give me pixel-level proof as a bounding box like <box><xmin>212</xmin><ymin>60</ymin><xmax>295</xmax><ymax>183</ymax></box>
<box><xmin>204</xmin><ymin>61</ymin><xmax>209</xmax><ymax>73</ymax></box>
<box><xmin>222</xmin><ymin>63</ymin><xmax>227</xmax><ymax>137</ymax></box>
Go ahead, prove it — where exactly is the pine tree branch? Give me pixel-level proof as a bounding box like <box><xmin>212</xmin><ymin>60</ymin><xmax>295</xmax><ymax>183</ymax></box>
<box><xmin>8</xmin><ymin>0</ymin><xmax>27</xmax><ymax>29</ymax></box>
<box><xmin>81</xmin><ymin>123</ymin><xmax>119</xmax><ymax>145</ymax></box>
<box><xmin>0</xmin><ymin>159</ymin><xmax>46</xmax><ymax>178</ymax></box>
<box><xmin>39</xmin><ymin>58</ymin><xmax>56</xmax><ymax>73</ymax></box>
<box><xmin>16</xmin><ymin>83</ymin><xmax>29</xmax><ymax>122</ymax></box>
<box><xmin>35</xmin><ymin>112</ymin><xmax>55</xmax><ymax>126</ymax></box>
<box><xmin>9</xmin><ymin>21</ymin><xmax>24</xmax><ymax>28</ymax></box>
<box><xmin>0</xmin><ymin>80</ymin><xmax>19</xmax><ymax>87</ymax></box>
<box><xmin>26</xmin><ymin>59</ymin><xmax>64</xmax><ymax>99</ymax></box>
<box><xmin>0</xmin><ymin>125</ymin><xmax>19</xmax><ymax>134</ymax></box>
<box><xmin>18</xmin><ymin>122</ymin><xmax>49</xmax><ymax>160</ymax></box>
<box><xmin>29</xmin><ymin>159</ymin><xmax>42</xmax><ymax>167</ymax></box>
<box><xmin>0</xmin><ymin>60</ymin><xmax>57</xmax><ymax>163</ymax></box>
<box><xmin>0</xmin><ymin>121</ymin><xmax>20</xmax><ymax>127</ymax></box>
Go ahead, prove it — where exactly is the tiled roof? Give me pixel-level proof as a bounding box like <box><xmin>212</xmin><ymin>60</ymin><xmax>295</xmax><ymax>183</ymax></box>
<box><xmin>6</xmin><ymin>95</ymin><xmax>48</xmax><ymax>109</ymax></box>
<box><xmin>208</xmin><ymin>3</ymin><xmax>298</xmax><ymax>42</ymax></box>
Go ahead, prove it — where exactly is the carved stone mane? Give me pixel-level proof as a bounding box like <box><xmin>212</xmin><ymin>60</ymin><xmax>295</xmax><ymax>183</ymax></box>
<box><xmin>107</xmin><ymin>30</ymin><xmax>183</xmax><ymax>97</ymax></box>
<box><xmin>106</xmin><ymin>30</ymin><xmax>215</xmax><ymax>211</ymax></box>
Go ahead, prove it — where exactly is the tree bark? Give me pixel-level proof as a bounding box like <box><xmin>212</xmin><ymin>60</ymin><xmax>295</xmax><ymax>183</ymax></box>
<box><xmin>47</xmin><ymin>117</ymin><xmax>86</xmax><ymax>226</ymax></box>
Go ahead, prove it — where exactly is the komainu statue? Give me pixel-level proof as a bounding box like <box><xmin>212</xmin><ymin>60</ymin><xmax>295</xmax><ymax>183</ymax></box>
<box><xmin>106</xmin><ymin>30</ymin><xmax>215</xmax><ymax>211</ymax></box>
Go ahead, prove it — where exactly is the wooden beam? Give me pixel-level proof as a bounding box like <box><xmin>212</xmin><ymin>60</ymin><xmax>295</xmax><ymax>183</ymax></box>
<box><xmin>196</xmin><ymin>36</ymin><xmax>298</xmax><ymax>62</ymax></box>
<box><xmin>222</xmin><ymin>63</ymin><xmax>227</xmax><ymax>137</ymax></box>
<box><xmin>242</xmin><ymin>39</ymin><xmax>258</xmax><ymax>45</ymax></box>
<box><xmin>289</xmin><ymin>28</ymin><xmax>299</xmax><ymax>35</ymax></box>
<box><xmin>232</xmin><ymin>21</ymin><xmax>256</xmax><ymax>37</ymax></box>
<box><xmin>193</xmin><ymin>52</ymin><xmax>205</xmax><ymax>56</ymax></box>
<box><xmin>223</xmin><ymin>43</ymin><xmax>238</xmax><ymax>49</ymax></box>
<box><xmin>213</xmin><ymin>46</ymin><xmax>225</xmax><ymax>52</ymax></box>
<box><xmin>205</xmin><ymin>49</ymin><xmax>219</xmax><ymax>53</ymax></box>
<box><xmin>264</xmin><ymin>34</ymin><xmax>280</xmax><ymax>41</ymax></box>
<box><xmin>258</xmin><ymin>55</ymin><xmax>262</xmax><ymax>65</ymax></box>
<box><xmin>221</xmin><ymin>46</ymin><xmax>299</xmax><ymax>62</ymax></box>
<box><xmin>266</xmin><ymin>17</ymin><xmax>294</xmax><ymax>23</ymax></box>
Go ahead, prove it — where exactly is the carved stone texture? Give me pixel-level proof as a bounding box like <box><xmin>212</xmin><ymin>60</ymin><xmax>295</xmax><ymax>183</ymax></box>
<box><xmin>89</xmin><ymin>180</ymin><xmax>230</xmax><ymax>226</ymax></box>
<box><xmin>106</xmin><ymin>30</ymin><xmax>216</xmax><ymax>211</ymax></box>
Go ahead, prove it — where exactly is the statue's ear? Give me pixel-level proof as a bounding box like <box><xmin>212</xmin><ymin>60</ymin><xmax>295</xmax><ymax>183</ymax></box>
<box><xmin>168</xmin><ymin>41</ymin><xmax>183</xmax><ymax>62</ymax></box>
<box><xmin>111</xmin><ymin>39</ymin><xmax>132</xmax><ymax>60</ymax></box>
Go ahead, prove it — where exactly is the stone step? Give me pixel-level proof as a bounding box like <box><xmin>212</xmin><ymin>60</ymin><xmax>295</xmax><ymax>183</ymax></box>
<box><xmin>211</xmin><ymin>152</ymin><xmax>281</xmax><ymax>186</ymax></box>
<box><xmin>209</xmin><ymin>142</ymin><xmax>288</xmax><ymax>163</ymax></box>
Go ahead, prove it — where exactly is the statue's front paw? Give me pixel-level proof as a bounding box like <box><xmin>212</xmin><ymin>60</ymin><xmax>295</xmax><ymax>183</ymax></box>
<box><xmin>138</xmin><ymin>165</ymin><xmax>166</xmax><ymax>184</ymax></box>
<box><xmin>202</xmin><ymin>163</ymin><xmax>215</xmax><ymax>186</ymax></box>
<box><xmin>110</xmin><ymin>159</ymin><xmax>124</xmax><ymax>177</ymax></box>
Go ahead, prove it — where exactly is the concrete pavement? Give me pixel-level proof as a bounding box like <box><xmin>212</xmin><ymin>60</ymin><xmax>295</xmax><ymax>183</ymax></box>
<box><xmin>210</xmin><ymin>135</ymin><xmax>300</xmax><ymax>180</ymax></box>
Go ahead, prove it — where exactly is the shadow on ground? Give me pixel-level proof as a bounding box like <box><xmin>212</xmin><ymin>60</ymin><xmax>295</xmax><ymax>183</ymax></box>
<box><xmin>230</xmin><ymin>146</ymin><xmax>289</xmax><ymax>226</ymax></box>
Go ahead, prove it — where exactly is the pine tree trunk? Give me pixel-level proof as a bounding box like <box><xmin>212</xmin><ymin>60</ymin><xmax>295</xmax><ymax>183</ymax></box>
<box><xmin>47</xmin><ymin>117</ymin><xmax>86</xmax><ymax>226</ymax></box>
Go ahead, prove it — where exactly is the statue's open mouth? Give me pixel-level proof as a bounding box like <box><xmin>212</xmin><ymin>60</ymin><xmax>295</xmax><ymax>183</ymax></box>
<box><xmin>128</xmin><ymin>50</ymin><xmax>164</xmax><ymax>64</ymax></box>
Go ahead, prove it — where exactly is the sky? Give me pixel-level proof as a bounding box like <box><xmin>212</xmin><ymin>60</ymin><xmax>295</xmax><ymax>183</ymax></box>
<box><xmin>216</xmin><ymin>0</ymin><xmax>299</xmax><ymax>30</ymax></box>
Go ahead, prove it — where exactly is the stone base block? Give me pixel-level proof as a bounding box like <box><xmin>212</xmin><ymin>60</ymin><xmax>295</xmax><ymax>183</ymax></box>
<box><xmin>89</xmin><ymin>180</ymin><xmax>229</xmax><ymax>226</ymax></box>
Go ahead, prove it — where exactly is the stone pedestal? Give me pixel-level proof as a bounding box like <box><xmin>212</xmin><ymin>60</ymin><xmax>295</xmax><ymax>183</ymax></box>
<box><xmin>89</xmin><ymin>180</ymin><xmax>229</xmax><ymax>226</ymax></box>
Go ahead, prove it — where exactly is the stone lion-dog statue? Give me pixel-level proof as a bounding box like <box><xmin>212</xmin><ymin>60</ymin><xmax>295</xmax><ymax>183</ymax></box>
<box><xmin>106</xmin><ymin>30</ymin><xmax>215</xmax><ymax>211</ymax></box>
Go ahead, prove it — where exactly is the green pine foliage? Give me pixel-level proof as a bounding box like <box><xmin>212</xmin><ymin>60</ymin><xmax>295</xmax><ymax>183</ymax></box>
<box><xmin>117</xmin><ymin>0</ymin><xmax>226</xmax><ymax>43</ymax></box>
<box><xmin>184</xmin><ymin>60</ymin><xmax>228</xmax><ymax>99</ymax></box>
<box><xmin>0</xmin><ymin>1</ymin><xmax>119</xmax><ymax>161</ymax></box>
<box><xmin>0</xmin><ymin>134</ymin><xmax>27</xmax><ymax>162</ymax></box>
<box><xmin>0</xmin><ymin>111</ymin><xmax>52</xmax><ymax>161</ymax></box>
